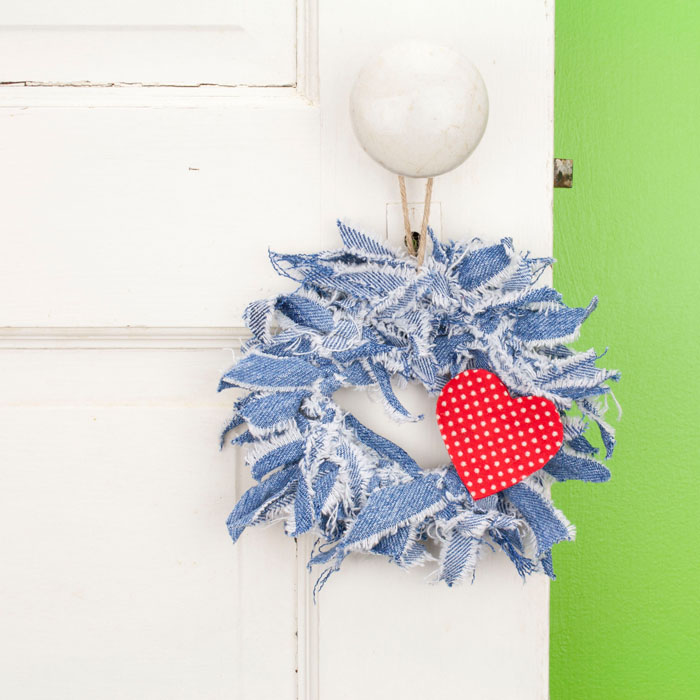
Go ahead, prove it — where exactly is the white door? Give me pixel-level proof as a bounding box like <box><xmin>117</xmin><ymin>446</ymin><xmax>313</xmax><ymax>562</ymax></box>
<box><xmin>0</xmin><ymin>2</ymin><xmax>554</xmax><ymax>698</ymax></box>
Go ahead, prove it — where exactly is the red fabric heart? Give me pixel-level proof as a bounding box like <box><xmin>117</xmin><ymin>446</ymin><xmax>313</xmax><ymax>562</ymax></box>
<box><xmin>436</xmin><ymin>369</ymin><xmax>563</xmax><ymax>500</ymax></box>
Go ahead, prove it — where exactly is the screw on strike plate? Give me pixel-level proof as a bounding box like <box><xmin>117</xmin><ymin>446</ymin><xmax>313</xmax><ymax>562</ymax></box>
<box><xmin>554</xmin><ymin>158</ymin><xmax>573</xmax><ymax>188</ymax></box>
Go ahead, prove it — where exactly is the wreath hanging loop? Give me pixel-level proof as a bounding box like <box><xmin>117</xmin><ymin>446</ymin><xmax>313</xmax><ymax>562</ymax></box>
<box><xmin>398</xmin><ymin>175</ymin><xmax>433</xmax><ymax>264</ymax></box>
<box><xmin>219</xmin><ymin>222</ymin><xmax>619</xmax><ymax>593</ymax></box>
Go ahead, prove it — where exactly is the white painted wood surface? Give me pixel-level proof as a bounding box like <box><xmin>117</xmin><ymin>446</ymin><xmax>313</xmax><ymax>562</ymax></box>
<box><xmin>0</xmin><ymin>351</ymin><xmax>297</xmax><ymax>700</ymax></box>
<box><xmin>0</xmin><ymin>2</ymin><xmax>554</xmax><ymax>698</ymax></box>
<box><xmin>0</xmin><ymin>0</ymin><xmax>297</xmax><ymax>86</ymax></box>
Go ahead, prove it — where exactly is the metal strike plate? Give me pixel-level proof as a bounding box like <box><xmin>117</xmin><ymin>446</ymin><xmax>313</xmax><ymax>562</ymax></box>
<box><xmin>386</xmin><ymin>201</ymin><xmax>442</xmax><ymax>249</ymax></box>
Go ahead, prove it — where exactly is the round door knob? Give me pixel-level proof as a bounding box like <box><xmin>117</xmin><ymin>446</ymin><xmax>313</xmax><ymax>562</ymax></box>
<box><xmin>349</xmin><ymin>40</ymin><xmax>489</xmax><ymax>178</ymax></box>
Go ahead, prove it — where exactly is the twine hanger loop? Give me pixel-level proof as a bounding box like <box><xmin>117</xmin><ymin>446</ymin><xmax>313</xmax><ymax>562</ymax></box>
<box><xmin>398</xmin><ymin>175</ymin><xmax>433</xmax><ymax>267</ymax></box>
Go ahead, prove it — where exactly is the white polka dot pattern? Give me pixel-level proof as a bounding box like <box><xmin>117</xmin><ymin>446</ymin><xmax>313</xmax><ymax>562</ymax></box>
<box><xmin>436</xmin><ymin>369</ymin><xmax>564</xmax><ymax>500</ymax></box>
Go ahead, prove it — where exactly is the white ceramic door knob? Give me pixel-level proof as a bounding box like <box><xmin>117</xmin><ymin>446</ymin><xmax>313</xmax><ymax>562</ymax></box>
<box><xmin>350</xmin><ymin>41</ymin><xmax>489</xmax><ymax>178</ymax></box>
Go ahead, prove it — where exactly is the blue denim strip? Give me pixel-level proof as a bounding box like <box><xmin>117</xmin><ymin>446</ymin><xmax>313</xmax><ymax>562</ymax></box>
<box><xmin>250</xmin><ymin>439</ymin><xmax>305</xmax><ymax>481</ymax></box>
<box><xmin>292</xmin><ymin>468</ymin><xmax>314</xmax><ymax>536</ymax></box>
<box><xmin>226</xmin><ymin>466</ymin><xmax>299</xmax><ymax>543</ymax></box>
<box><xmin>368</xmin><ymin>361</ymin><xmax>420</xmax><ymax>421</ymax></box>
<box><xmin>442</xmin><ymin>523</ymin><xmax>488</xmax><ymax>585</ymax></box>
<box><xmin>244</xmin><ymin>298</ymin><xmax>276</xmax><ymax>343</ymax></box>
<box><xmin>220</xmin><ymin>353</ymin><xmax>323</xmax><ymax>391</ymax></box>
<box><xmin>544</xmin><ymin>450</ymin><xmax>611</xmax><ymax>483</ymax></box>
<box><xmin>344</xmin><ymin>475</ymin><xmax>443</xmax><ymax>547</ymax></box>
<box><xmin>513</xmin><ymin>299</ymin><xmax>597</xmax><ymax>343</ymax></box>
<box><xmin>568</xmin><ymin>434</ymin><xmax>599</xmax><ymax>455</ymax></box>
<box><xmin>312</xmin><ymin>462</ymin><xmax>339</xmax><ymax>519</ymax></box>
<box><xmin>219</xmin><ymin>414</ymin><xmax>244</xmax><ymax>448</ymax></box>
<box><xmin>230</xmin><ymin>430</ymin><xmax>254</xmax><ymax>446</ymax></box>
<box><xmin>276</xmin><ymin>294</ymin><xmax>335</xmax><ymax>333</ymax></box>
<box><xmin>505</xmin><ymin>482</ymin><xmax>574</xmax><ymax>556</ymax></box>
<box><xmin>456</xmin><ymin>242</ymin><xmax>511</xmax><ymax>290</ymax></box>
<box><xmin>239</xmin><ymin>391</ymin><xmax>309</xmax><ymax>429</ymax></box>
<box><xmin>490</xmin><ymin>528</ymin><xmax>537</xmax><ymax>577</ymax></box>
<box><xmin>221</xmin><ymin>221</ymin><xmax>619</xmax><ymax>590</ymax></box>
<box><xmin>337</xmin><ymin>220</ymin><xmax>395</xmax><ymax>257</ymax></box>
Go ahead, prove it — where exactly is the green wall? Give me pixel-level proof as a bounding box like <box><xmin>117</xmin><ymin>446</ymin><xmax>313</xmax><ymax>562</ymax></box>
<box><xmin>551</xmin><ymin>2</ymin><xmax>700</xmax><ymax>697</ymax></box>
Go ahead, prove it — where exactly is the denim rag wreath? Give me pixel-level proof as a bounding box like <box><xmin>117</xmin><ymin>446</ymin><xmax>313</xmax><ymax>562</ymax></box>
<box><xmin>219</xmin><ymin>221</ymin><xmax>619</xmax><ymax>592</ymax></box>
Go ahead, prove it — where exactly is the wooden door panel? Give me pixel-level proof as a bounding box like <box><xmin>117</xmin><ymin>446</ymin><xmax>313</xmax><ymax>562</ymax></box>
<box><xmin>0</xmin><ymin>350</ymin><xmax>298</xmax><ymax>700</ymax></box>
<box><xmin>0</xmin><ymin>102</ymin><xmax>319</xmax><ymax>327</ymax></box>
<box><xmin>0</xmin><ymin>0</ymin><xmax>297</xmax><ymax>86</ymax></box>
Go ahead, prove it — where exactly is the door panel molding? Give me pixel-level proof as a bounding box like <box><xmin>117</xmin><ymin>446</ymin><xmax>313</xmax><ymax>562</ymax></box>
<box><xmin>0</xmin><ymin>327</ymin><xmax>249</xmax><ymax>350</ymax></box>
<box><xmin>0</xmin><ymin>0</ymin><xmax>319</xmax><ymax>106</ymax></box>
